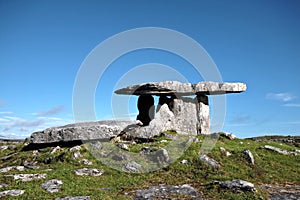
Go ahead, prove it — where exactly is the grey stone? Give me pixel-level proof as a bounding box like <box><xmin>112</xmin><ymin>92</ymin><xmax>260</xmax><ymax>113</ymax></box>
<box><xmin>214</xmin><ymin>179</ymin><xmax>256</xmax><ymax>192</ymax></box>
<box><xmin>0</xmin><ymin>183</ymin><xmax>9</xmax><ymax>188</ymax></box>
<box><xmin>73</xmin><ymin>151</ymin><xmax>82</xmax><ymax>159</ymax></box>
<box><xmin>117</xmin><ymin>143</ymin><xmax>129</xmax><ymax>151</ymax></box>
<box><xmin>41</xmin><ymin>179</ymin><xmax>63</xmax><ymax>193</ymax></box>
<box><xmin>133</xmin><ymin>184</ymin><xmax>201</xmax><ymax>200</ymax></box>
<box><xmin>155</xmin><ymin>148</ymin><xmax>170</xmax><ymax>164</ymax></box>
<box><xmin>244</xmin><ymin>149</ymin><xmax>255</xmax><ymax>165</ymax></box>
<box><xmin>220</xmin><ymin>147</ymin><xmax>232</xmax><ymax>157</ymax></box>
<box><xmin>0</xmin><ymin>166</ymin><xmax>13</xmax><ymax>173</ymax></box>
<box><xmin>181</xmin><ymin>159</ymin><xmax>189</xmax><ymax>164</ymax></box>
<box><xmin>0</xmin><ymin>190</ymin><xmax>25</xmax><ymax>197</ymax></box>
<box><xmin>264</xmin><ymin>145</ymin><xmax>297</xmax><ymax>155</ymax></box>
<box><xmin>30</xmin><ymin>120</ymin><xmax>137</xmax><ymax>144</ymax></box>
<box><xmin>56</xmin><ymin>196</ymin><xmax>91</xmax><ymax>200</ymax></box>
<box><xmin>260</xmin><ymin>184</ymin><xmax>300</xmax><ymax>200</ymax></box>
<box><xmin>70</xmin><ymin>145</ymin><xmax>81</xmax><ymax>152</ymax></box>
<box><xmin>5</xmin><ymin>173</ymin><xmax>47</xmax><ymax>182</ymax></box>
<box><xmin>123</xmin><ymin>161</ymin><xmax>142</xmax><ymax>173</ymax></box>
<box><xmin>80</xmin><ymin>159</ymin><xmax>93</xmax><ymax>165</ymax></box>
<box><xmin>1</xmin><ymin>152</ymin><xmax>17</xmax><ymax>161</ymax></box>
<box><xmin>50</xmin><ymin>146</ymin><xmax>61</xmax><ymax>154</ymax></box>
<box><xmin>112</xmin><ymin>154</ymin><xmax>130</xmax><ymax>161</ymax></box>
<box><xmin>74</xmin><ymin>168</ymin><xmax>104</xmax><ymax>176</ymax></box>
<box><xmin>199</xmin><ymin>154</ymin><xmax>221</xmax><ymax>169</ymax></box>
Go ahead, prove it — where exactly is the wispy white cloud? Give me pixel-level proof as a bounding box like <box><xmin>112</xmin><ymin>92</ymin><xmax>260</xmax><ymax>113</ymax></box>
<box><xmin>0</xmin><ymin>118</ymin><xmax>10</xmax><ymax>123</ymax></box>
<box><xmin>33</xmin><ymin>105</ymin><xmax>64</xmax><ymax>116</ymax></box>
<box><xmin>0</xmin><ymin>111</ymin><xmax>13</xmax><ymax>115</ymax></box>
<box><xmin>287</xmin><ymin>121</ymin><xmax>300</xmax><ymax>124</ymax></box>
<box><xmin>3</xmin><ymin>119</ymin><xmax>45</xmax><ymax>131</ymax></box>
<box><xmin>266</xmin><ymin>92</ymin><xmax>296</xmax><ymax>102</ymax></box>
<box><xmin>283</xmin><ymin>103</ymin><xmax>300</xmax><ymax>107</ymax></box>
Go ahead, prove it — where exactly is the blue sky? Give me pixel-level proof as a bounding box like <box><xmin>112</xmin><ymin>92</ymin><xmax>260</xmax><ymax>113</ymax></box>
<box><xmin>0</xmin><ymin>0</ymin><xmax>299</xmax><ymax>139</ymax></box>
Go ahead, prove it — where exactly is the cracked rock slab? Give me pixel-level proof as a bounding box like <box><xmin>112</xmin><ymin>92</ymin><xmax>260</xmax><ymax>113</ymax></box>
<box><xmin>0</xmin><ymin>190</ymin><xmax>25</xmax><ymax>197</ymax></box>
<box><xmin>41</xmin><ymin>179</ymin><xmax>63</xmax><ymax>193</ymax></box>
<box><xmin>132</xmin><ymin>184</ymin><xmax>201</xmax><ymax>200</ymax></box>
<box><xmin>5</xmin><ymin>173</ymin><xmax>47</xmax><ymax>182</ymax></box>
<box><xmin>74</xmin><ymin>168</ymin><xmax>104</xmax><ymax>176</ymax></box>
<box><xmin>214</xmin><ymin>179</ymin><xmax>257</xmax><ymax>193</ymax></box>
<box><xmin>56</xmin><ymin>196</ymin><xmax>91</xmax><ymax>200</ymax></box>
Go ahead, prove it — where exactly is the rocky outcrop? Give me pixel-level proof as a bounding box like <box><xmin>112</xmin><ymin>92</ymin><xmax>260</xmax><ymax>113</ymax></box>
<box><xmin>29</xmin><ymin>120</ymin><xmax>140</xmax><ymax>146</ymax></box>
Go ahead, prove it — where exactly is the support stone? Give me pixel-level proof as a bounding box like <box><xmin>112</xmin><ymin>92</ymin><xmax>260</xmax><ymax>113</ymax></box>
<box><xmin>196</xmin><ymin>95</ymin><xmax>210</xmax><ymax>135</ymax></box>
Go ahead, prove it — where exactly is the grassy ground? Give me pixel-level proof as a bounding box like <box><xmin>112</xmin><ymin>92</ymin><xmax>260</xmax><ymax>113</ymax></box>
<box><xmin>0</xmin><ymin>134</ymin><xmax>299</xmax><ymax>199</ymax></box>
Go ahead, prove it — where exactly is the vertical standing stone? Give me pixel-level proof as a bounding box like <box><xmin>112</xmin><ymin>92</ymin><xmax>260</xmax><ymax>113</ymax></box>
<box><xmin>196</xmin><ymin>95</ymin><xmax>210</xmax><ymax>135</ymax></box>
<box><xmin>172</xmin><ymin>97</ymin><xmax>198</xmax><ymax>135</ymax></box>
<box><xmin>136</xmin><ymin>95</ymin><xmax>155</xmax><ymax>126</ymax></box>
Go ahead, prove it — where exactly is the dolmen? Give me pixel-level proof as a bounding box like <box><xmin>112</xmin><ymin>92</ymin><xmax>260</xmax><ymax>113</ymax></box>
<box><xmin>29</xmin><ymin>81</ymin><xmax>246</xmax><ymax>147</ymax></box>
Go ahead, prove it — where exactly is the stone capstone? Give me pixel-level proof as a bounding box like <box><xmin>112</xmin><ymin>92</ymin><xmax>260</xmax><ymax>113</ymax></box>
<box><xmin>123</xmin><ymin>161</ymin><xmax>142</xmax><ymax>173</ymax></box>
<box><xmin>115</xmin><ymin>81</ymin><xmax>246</xmax><ymax>95</ymax></box>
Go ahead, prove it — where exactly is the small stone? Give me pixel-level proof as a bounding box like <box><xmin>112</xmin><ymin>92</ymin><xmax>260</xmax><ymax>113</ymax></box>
<box><xmin>123</xmin><ymin>161</ymin><xmax>142</xmax><ymax>173</ymax></box>
<box><xmin>0</xmin><ymin>146</ymin><xmax>8</xmax><ymax>151</ymax></box>
<box><xmin>155</xmin><ymin>148</ymin><xmax>170</xmax><ymax>164</ymax></box>
<box><xmin>140</xmin><ymin>147</ymin><xmax>156</xmax><ymax>155</ymax></box>
<box><xmin>0</xmin><ymin>190</ymin><xmax>25</xmax><ymax>197</ymax></box>
<box><xmin>51</xmin><ymin>146</ymin><xmax>61</xmax><ymax>154</ymax></box>
<box><xmin>112</xmin><ymin>154</ymin><xmax>130</xmax><ymax>161</ymax></box>
<box><xmin>0</xmin><ymin>183</ymin><xmax>9</xmax><ymax>188</ymax></box>
<box><xmin>74</xmin><ymin>168</ymin><xmax>104</xmax><ymax>176</ymax></box>
<box><xmin>160</xmin><ymin>139</ymin><xmax>168</xmax><ymax>143</ymax></box>
<box><xmin>41</xmin><ymin>179</ymin><xmax>63</xmax><ymax>193</ymax></box>
<box><xmin>244</xmin><ymin>149</ymin><xmax>255</xmax><ymax>165</ymax></box>
<box><xmin>80</xmin><ymin>159</ymin><xmax>93</xmax><ymax>165</ymax></box>
<box><xmin>199</xmin><ymin>154</ymin><xmax>221</xmax><ymax>169</ymax></box>
<box><xmin>264</xmin><ymin>145</ymin><xmax>296</xmax><ymax>155</ymax></box>
<box><xmin>73</xmin><ymin>152</ymin><xmax>82</xmax><ymax>159</ymax></box>
<box><xmin>32</xmin><ymin>150</ymin><xmax>39</xmax><ymax>156</ymax></box>
<box><xmin>240</xmin><ymin>141</ymin><xmax>243</xmax><ymax>144</ymax></box>
<box><xmin>117</xmin><ymin>143</ymin><xmax>129</xmax><ymax>151</ymax></box>
<box><xmin>24</xmin><ymin>165</ymin><xmax>40</xmax><ymax>169</ymax></box>
<box><xmin>70</xmin><ymin>146</ymin><xmax>81</xmax><ymax>152</ymax></box>
<box><xmin>180</xmin><ymin>159</ymin><xmax>189</xmax><ymax>164</ymax></box>
<box><xmin>56</xmin><ymin>196</ymin><xmax>91</xmax><ymax>200</ymax></box>
<box><xmin>220</xmin><ymin>147</ymin><xmax>232</xmax><ymax>157</ymax></box>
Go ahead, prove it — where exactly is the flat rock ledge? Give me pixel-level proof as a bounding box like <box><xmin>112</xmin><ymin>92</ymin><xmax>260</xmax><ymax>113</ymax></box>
<box><xmin>132</xmin><ymin>184</ymin><xmax>201</xmax><ymax>200</ymax></box>
<box><xmin>199</xmin><ymin>154</ymin><xmax>221</xmax><ymax>169</ymax></box>
<box><xmin>264</xmin><ymin>145</ymin><xmax>298</xmax><ymax>156</ymax></box>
